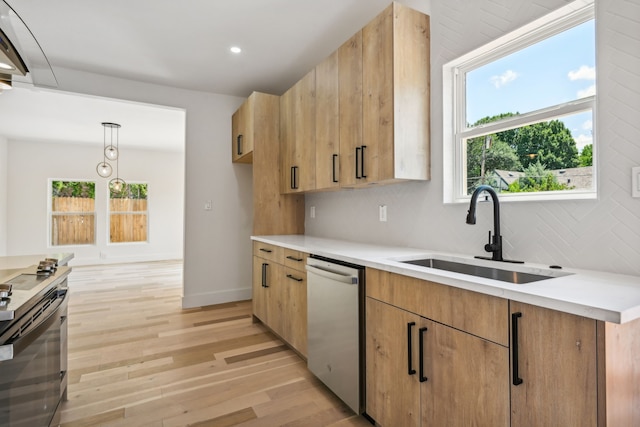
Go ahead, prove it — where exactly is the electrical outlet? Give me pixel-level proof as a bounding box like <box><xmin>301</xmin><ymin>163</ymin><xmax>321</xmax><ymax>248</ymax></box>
<box><xmin>379</xmin><ymin>205</ymin><xmax>387</xmax><ymax>222</ymax></box>
<box><xmin>632</xmin><ymin>166</ymin><xmax>640</xmax><ymax>198</ymax></box>
<box><xmin>310</xmin><ymin>206</ymin><xmax>316</xmax><ymax>218</ymax></box>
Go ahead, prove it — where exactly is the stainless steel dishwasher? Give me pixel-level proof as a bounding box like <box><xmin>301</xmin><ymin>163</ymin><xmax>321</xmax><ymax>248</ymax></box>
<box><xmin>306</xmin><ymin>255</ymin><xmax>365</xmax><ymax>414</ymax></box>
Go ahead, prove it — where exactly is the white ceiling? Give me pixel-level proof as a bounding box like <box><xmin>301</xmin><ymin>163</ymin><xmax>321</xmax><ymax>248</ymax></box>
<box><xmin>0</xmin><ymin>0</ymin><xmax>424</xmax><ymax>150</ymax></box>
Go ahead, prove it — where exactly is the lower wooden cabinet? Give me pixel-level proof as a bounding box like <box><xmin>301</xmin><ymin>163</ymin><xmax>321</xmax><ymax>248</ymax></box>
<box><xmin>510</xmin><ymin>301</ymin><xmax>598</xmax><ymax>427</ymax></box>
<box><xmin>366</xmin><ymin>297</ymin><xmax>510</xmax><ymax>427</ymax></box>
<box><xmin>252</xmin><ymin>243</ymin><xmax>308</xmax><ymax>357</ymax></box>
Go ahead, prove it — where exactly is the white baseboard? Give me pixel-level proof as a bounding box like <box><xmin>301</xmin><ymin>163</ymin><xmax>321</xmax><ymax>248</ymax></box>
<box><xmin>181</xmin><ymin>287</ymin><xmax>252</xmax><ymax>309</ymax></box>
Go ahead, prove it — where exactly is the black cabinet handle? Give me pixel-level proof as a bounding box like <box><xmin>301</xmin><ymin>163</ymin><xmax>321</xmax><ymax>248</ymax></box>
<box><xmin>332</xmin><ymin>154</ymin><xmax>339</xmax><ymax>183</ymax></box>
<box><xmin>355</xmin><ymin>147</ymin><xmax>362</xmax><ymax>179</ymax></box>
<box><xmin>407</xmin><ymin>322</ymin><xmax>416</xmax><ymax>375</ymax></box>
<box><xmin>286</xmin><ymin>274</ymin><xmax>303</xmax><ymax>282</ymax></box>
<box><xmin>261</xmin><ymin>263</ymin><xmax>269</xmax><ymax>288</ymax></box>
<box><xmin>361</xmin><ymin>145</ymin><xmax>367</xmax><ymax>178</ymax></box>
<box><xmin>290</xmin><ymin>166</ymin><xmax>299</xmax><ymax>190</ymax></box>
<box><xmin>236</xmin><ymin>134</ymin><xmax>243</xmax><ymax>155</ymax></box>
<box><xmin>286</xmin><ymin>255</ymin><xmax>303</xmax><ymax>262</ymax></box>
<box><xmin>419</xmin><ymin>327</ymin><xmax>428</xmax><ymax>382</ymax></box>
<box><xmin>512</xmin><ymin>312</ymin><xmax>523</xmax><ymax>386</ymax></box>
<box><xmin>259</xmin><ymin>248</ymin><xmax>272</xmax><ymax>253</ymax></box>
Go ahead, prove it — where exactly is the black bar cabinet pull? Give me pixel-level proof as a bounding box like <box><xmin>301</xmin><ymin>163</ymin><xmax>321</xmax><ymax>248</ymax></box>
<box><xmin>355</xmin><ymin>147</ymin><xmax>362</xmax><ymax>179</ymax></box>
<box><xmin>286</xmin><ymin>274</ymin><xmax>303</xmax><ymax>282</ymax></box>
<box><xmin>512</xmin><ymin>312</ymin><xmax>523</xmax><ymax>385</ymax></box>
<box><xmin>291</xmin><ymin>166</ymin><xmax>299</xmax><ymax>189</ymax></box>
<box><xmin>286</xmin><ymin>256</ymin><xmax>303</xmax><ymax>262</ymax></box>
<box><xmin>236</xmin><ymin>134</ymin><xmax>243</xmax><ymax>155</ymax></box>
<box><xmin>332</xmin><ymin>154</ymin><xmax>339</xmax><ymax>183</ymax></box>
<box><xmin>259</xmin><ymin>248</ymin><xmax>272</xmax><ymax>253</ymax></box>
<box><xmin>419</xmin><ymin>327</ymin><xmax>428</xmax><ymax>382</ymax></box>
<box><xmin>361</xmin><ymin>145</ymin><xmax>367</xmax><ymax>178</ymax></box>
<box><xmin>261</xmin><ymin>263</ymin><xmax>269</xmax><ymax>288</ymax></box>
<box><xmin>407</xmin><ymin>322</ymin><xmax>416</xmax><ymax>375</ymax></box>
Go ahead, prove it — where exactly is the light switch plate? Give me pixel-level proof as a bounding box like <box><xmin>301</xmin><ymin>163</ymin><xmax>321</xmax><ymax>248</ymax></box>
<box><xmin>379</xmin><ymin>205</ymin><xmax>387</xmax><ymax>222</ymax></box>
<box><xmin>310</xmin><ymin>206</ymin><xmax>316</xmax><ymax>218</ymax></box>
<box><xmin>633</xmin><ymin>167</ymin><xmax>640</xmax><ymax>198</ymax></box>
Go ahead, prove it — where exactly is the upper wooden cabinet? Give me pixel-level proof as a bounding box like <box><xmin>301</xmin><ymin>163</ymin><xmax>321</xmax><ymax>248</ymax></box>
<box><xmin>338</xmin><ymin>31</ymin><xmax>364</xmax><ymax>188</ymax></box>
<box><xmin>231</xmin><ymin>95</ymin><xmax>253</xmax><ymax>163</ymax></box>
<box><xmin>281</xmin><ymin>69</ymin><xmax>316</xmax><ymax>193</ymax></box>
<box><xmin>242</xmin><ymin>92</ymin><xmax>304</xmax><ymax>235</ymax></box>
<box><xmin>315</xmin><ymin>50</ymin><xmax>340</xmax><ymax>191</ymax></box>
<box><xmin>359</xmin><ymin>2</ymin><xmax>431</xmax><ymax>186</ymax></box>
<box><xmin>278</xmin><ymin>2</ymin><xmax>431</xmax><ymax>193</ymax></box>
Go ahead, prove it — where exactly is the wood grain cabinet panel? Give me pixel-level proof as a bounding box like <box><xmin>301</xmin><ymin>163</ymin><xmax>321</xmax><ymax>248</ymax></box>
<box><xmin>234</xmin><ymin>92</ymin><xmax>304</xmax><ymax>235</ymax></box>
<box><xmin>366</xmin><ymin>297</ymin><xmax>509</xmax><ymax>427</ymax></box>
<box><xmin>231</xmin><ymin>96</ymin><xmax>253</xmax><ymax>163</ymax></box>
<box><xmin>281</xmin><ymin>70</ymin><xmax>316</xmax><ymax>193</ymax></box>
<box><xmin>359</xmin><ymin>2</ymin><xmax>431</xmax><ymax>186</ymax></box>
<box><xmin>338</xmin><ymin>31</ymin><xmax>363</xmax><ymax>188</ymax></box>
<box><xmin>315</xmin><ymin>50</ymin><xmax>340</xmax><ymax>191</ymax></box>
<box><xmin>510</xmin><ymin>301</ymin><xmax>598</xmax><ymax>427</ymax></box>
<box><xmin>252</xmin><ymin>243</ymin><xmax>308</xmax><ymax>357</ymax></box>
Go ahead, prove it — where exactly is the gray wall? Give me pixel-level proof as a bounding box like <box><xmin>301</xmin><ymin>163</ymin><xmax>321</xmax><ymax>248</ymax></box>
<box><xmin>306</xmin><ymin>0</ymin><xmax>640</xmax><ymax>277</ymax></box>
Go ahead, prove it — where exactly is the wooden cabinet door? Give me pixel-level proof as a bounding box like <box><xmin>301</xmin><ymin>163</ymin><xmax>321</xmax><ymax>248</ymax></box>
<box><xmin>338</xmin><ymin>31</ymin><xmax>363</xmax><ymax>188</ymax></box>
<box><xmin>294</xmin><ymin>69</ymin><xmax>316</xmax><ymax>192</ymax></box>
<box><xmin>422</xmin><ymin>322</ymin><xmax>510</xmax><ymax>427</ymax></box>
<box><xmin>510</xmin><ymin>302</ymin><xmax>597</xmax><ymax>427</ymax></box>
<box><xmin>252</xmin><ymin>256</ymin><xmax>269</xmax><ymax>322</ymax></box>
<box><xmin>361</xmin><ymin>5</ymin><xmax>393</xmax><ymax>185</ymax></box>
<box><xmin>252</xmin><ymin>256</ymin><xmax>283</xmax><ymax>335</ymax></box>
<box><xmin>280</xmin><ymin>70</ymin><xmax>316</xmax><ymax>193</ymax></box>
<box><xmin>280</xmin><ymin>85</ymin><xmax>295</xmax><ymax>193</ymax></box>
<box><xmin>366</xmin><ymin>297</ymin><xmax>421</xmax><ymax>427</ymax></box>
<box><xmin>315</xmin><ymin>51</ymin><xmax>340</xmax><ymax>190</ymax></box>
<box><xmin>282</xmin><ymin>267</ymin><xmax>307</xmax><ymax>356</ymax></box>
<box><xmin>361</xmin><ymin>3</ymin><xmax>430</xmax><ymax>185</ymax></box>
<box><xmin>231</xmin><ymin>96</ymin><xmax>253</xmax><ymax>163</ymax></box>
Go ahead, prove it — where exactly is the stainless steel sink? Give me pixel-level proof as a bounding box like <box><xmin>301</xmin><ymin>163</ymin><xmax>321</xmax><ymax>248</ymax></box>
<box><xmin>401</xmin><ymin>258</ymin><xmax>559</xmax><ymax>284</ymax></box>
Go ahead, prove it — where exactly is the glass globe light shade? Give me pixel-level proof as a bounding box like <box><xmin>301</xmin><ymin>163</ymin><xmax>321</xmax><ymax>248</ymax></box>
<box><xmin>97</xmin><ymin>162</ymin><xmax>112</xmax><ymax>178</ymax></box>
<box><xmin>105</xmin><ymin>145</ymin><xmax>119</xmax><ymax>161</ymax></box>
<box><xmin>109</xmin><ymin>177</ymin><xmax>127</xmax><ymax>193</ymax></box>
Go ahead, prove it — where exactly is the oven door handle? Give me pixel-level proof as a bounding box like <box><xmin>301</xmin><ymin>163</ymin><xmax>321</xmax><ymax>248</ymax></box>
<box><xmin>0</xmin><ymin>296</ymin><xmax>64</xmax><ymax>362</ymax></box>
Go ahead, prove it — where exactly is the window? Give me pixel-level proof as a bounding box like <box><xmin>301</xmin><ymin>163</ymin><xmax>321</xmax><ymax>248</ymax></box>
<box><xmin>109</xmin><ymin>183</ymin><xmax>148</xmax><ymax>243</ymax></box>
<box><xmin>443</xmin><ymin>0</ymin><xmax>595</xmax><ymax>202</ymax></box>
<box><xmin>50</xmin><ymin>180</ymin><xmax>96</xmax><ymax>246</ymax></box>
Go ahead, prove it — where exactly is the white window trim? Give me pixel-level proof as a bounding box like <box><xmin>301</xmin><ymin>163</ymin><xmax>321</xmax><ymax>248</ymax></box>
<box><xmin>443</xmin><ymin>0</ymin><xmax>596</xmax><ymax>204</ymax></box>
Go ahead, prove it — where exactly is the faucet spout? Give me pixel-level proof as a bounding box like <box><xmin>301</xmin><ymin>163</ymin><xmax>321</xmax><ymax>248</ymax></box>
<box><xmin>467</xmin><ymin>185</ymin><xmax>503</xmax><ymax>261</ymax></box>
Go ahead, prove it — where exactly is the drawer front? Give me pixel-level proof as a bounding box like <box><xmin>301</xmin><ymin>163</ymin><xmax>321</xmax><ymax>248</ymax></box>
<box><xmin>253</xmin><ymin>241</ymin><xmax>283</xmax><ymax>263</ymax></box>
<box><xmin>366</xmin><ymin>268</ymin><xmax>509</xmax><ymax>346</ymax></box>
<box><xmin>283</xmin><ymin>249</ymin><xmax>308</xmax><ymax>271</ymax></box>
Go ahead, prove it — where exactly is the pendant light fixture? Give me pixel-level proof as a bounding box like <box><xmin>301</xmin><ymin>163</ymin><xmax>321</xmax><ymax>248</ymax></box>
<box><xmin>97</xmin><ymin>122</ymin><xmax>126</xmax><ymax>194</ymax></box>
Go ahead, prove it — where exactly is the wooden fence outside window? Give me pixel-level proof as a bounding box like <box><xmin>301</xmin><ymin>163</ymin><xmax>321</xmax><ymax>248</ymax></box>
<box><xmin>51</xmin><ymin>197</ymin><xmax>148</xmax><ymax>245</ymax></box>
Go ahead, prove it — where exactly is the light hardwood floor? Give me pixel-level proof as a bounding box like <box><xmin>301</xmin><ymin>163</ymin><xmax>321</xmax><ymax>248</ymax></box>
<box><xmin>61</xmin><ymin>261</ymin><xmax>373</xmax><ymax>427</ymax></box>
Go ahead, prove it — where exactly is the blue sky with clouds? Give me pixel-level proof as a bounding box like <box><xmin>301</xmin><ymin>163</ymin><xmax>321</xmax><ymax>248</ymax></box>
<box><xmin>466</xmin><ymin>20</ymin><xmax>595</xmax><ymax>153</ymax></box>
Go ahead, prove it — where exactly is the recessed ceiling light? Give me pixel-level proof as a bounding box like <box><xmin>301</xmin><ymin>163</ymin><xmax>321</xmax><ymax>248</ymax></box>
<box><xmin>230</xmin><ymin>46</ymin><xmax>242</xmax><ymax>54</ymax></box>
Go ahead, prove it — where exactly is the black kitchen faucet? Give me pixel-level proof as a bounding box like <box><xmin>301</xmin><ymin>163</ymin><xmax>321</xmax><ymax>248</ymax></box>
<box><xmin>466</xmin><ymin>185</ymin><xmax>523</xmax><ymax>263</ymax></box>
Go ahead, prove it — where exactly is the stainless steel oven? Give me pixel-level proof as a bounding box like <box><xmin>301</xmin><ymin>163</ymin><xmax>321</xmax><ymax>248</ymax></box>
<box><xmin>0</xmin><ymin>274</ymin><xmax>68</xmax><ymax>427</ymax></box>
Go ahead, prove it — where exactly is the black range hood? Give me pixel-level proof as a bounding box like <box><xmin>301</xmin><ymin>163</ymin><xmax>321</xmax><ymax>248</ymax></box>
<box><xmin>0</xmin><ymin>0</ymin><xmax>57</xmax><ymax>88</ymax></box>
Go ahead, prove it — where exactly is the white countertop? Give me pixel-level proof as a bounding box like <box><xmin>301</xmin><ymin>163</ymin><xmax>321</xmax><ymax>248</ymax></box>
<box><xmin>252</xmin><ymin>235</ymin><xmax>640</xmax><ymax>324</ymax></box>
